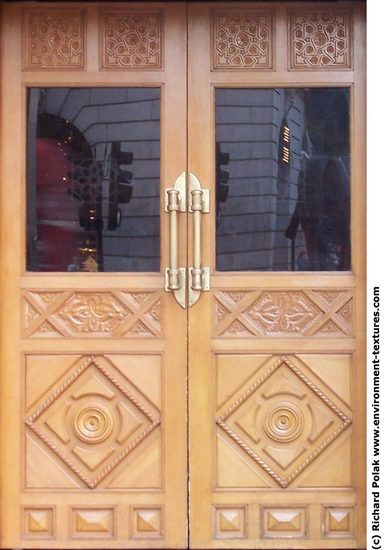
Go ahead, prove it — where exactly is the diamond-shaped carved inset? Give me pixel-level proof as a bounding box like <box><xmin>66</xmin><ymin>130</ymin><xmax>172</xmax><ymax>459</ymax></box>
<box><xmin>101</xmin><ymin>11</ymin><xmax>162</xmax><ymax>69</ymax></box>
<box><xmin>22</xmin><ymin>290</ymin><xmax>162</xmax><ymax>338</ymax></box>
<box><xmin>26</xmin><ymin>356</ymin><xmax>160</xmax><ymax>488</ymax></box>
<box><xmin>216</xmin><ymin>355</ymin><xmax>351</xmax><ymax>487</ymax></box>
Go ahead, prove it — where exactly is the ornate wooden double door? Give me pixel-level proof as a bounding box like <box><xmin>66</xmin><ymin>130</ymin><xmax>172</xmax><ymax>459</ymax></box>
<box><xmin>0</xmin><ymin>2</ymin><xmax>365</xmax><ymax>548</ymax></box>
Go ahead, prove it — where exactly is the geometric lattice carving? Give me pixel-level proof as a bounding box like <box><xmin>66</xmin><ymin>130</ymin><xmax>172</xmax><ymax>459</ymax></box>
<box><xmin>289</xmin><ymin>11</ymin><xmax>351</xmax><ymax>69</ymax></box>
<box><xmin>214</xmin><ymin>507</ymin><xmax>246</xmax><ymax>539</ymax></box>
<box><xmin>23</xmin><ymin>507</ymin><xmax>55</xmax><ymax>538</ymax></box>
<box><xmin>71</xmin><ymin>508</ymin><xmax>115</xmax><ymax>539</ymax></box>
<box><xmin>262</xmin><ymin>507</ymin><xmax>307</xmax><ymax>538</ymax></box>
<box><xmin>132</xmin><ymin>508</ymin><xmax>162</xmax><ymax>538</ymax></box>
<box><xmin>25</xmin><ymin>355</ymin><xmax>160</xmax><ymax>489</ymax></box>
<box><xmin>22</xmin><ymin>290</ymin><xmax>162</xmax><ymax>338</ymax></box>
<box><xmin>216</xmin><ymin>355</ymin><xmax>352</xmax><ymax>488</ymax></box>
<box><xmin>212</xmin><ymin>11</ymin><xmax>273</xmax><ymax>69</ymax></box>
<box><xmin>214</xmin><ymin>289</ymin><xmax>353</xmax><ymax>337</ymax></box>
<box><xmin>23</xmin><ymin>10</ymin><xmax>84</xmax><ymax>69</ymax></box>
<box><xmin>323</xmin><ymin>506</ymin><xmax>355</xmax><ymax>538</ymax></box>
<box><xmin>101</xmin><ymin>11</ymin><xmax>162</xmax><ymax>69</ymax></box>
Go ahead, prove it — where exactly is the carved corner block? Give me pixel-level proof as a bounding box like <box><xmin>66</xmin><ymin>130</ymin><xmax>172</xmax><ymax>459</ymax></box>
<box><xmin>261</xmin><ymin>506</ymin><xmax>308</xmax><ymax>538</ymax></box>
<box><xmin>131</xmin><ymin>507</ymin><xmax>163</xmax><ymax>539</ymax></box>
<box><xmin>322</xmin><ymin>506</ymin><xmax>356</xmax><ymax>538</ymax></box>
<box><xmin>22</xmin><ymin>507</ymin><xmax>55</xmax><ymax>539</ymax></box>
<box><xmin>213</xmin><ymin>506</ymin><xmax>247</xmax><ymax>539</ymax></box>
<box><xmin>23</xmin><ymin>9</ymin><xmax>85</xmax><ymax>69</ymax></box>
<box><xmin>211</xmin><ymin>10</ymin><xmax>273</xmax><ymax>70</ymax></box>
<box><xmin>289</xmin><ymin>10</ymin><xmax>352</xmax><ymax>70</ymax></box>
<box><xmin>71</xmin><ymin>507</ymin><xmax>115</xmax><ymax>539</ymax></box>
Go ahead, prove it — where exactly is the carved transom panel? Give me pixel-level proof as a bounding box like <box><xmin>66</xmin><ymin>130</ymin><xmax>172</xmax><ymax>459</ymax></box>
<box><xmin>23</xmin><ymin>290</ymin><xmax>162</xmax><ymax>338</ymax></box>
<box><xmin>212</xmin><ymin>11</ymin><xmax>273</xmax><ymax>69</ymax></box>
<box><xmin>25</xmin><ymin>355</ymin><xmax>160</xmax><ymax>488</ymax></box>
<box><xmin>23</xmin><ymin>10</ymin><xmax>85</xmax><ymax>69</ymax></box>
<box><xmin>214</xmin><ymin>289</ymin><xmax>353</xmax><ymax>337</ymax></box>
<box><xmin>289</xmin><ymin>11</ymin><xmax>351</xmax><ymax>69</ymax></box>
<box><xmin>216</xmin><ymin>355</ymin><xmax>352</xmax><ymax>488</ymax></box>
<box><xmin>100</xmin><ymin>11</ymin><xmax>162</xmax><ymax>69</ymax></box>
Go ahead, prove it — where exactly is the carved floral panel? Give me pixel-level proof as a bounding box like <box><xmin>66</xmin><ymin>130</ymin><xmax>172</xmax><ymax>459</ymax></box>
<box><xmin>212</xmin><ymin>11</ymin><xmax>273</xmax><ymax>70</ymax></box>
<box><xmin>22</xmin><ymin>290</ymin><xmax>162</xmax><ymax>338</ymax></box>
<box><xmin>216</xmin><ymin>354</ymin><xmax>352</xmax><ymax>488</ymax></box>
<box><xmin>214</xmin><ymin>289</ymin><xmax>353</xmax><ymax>337</ymax></box>
<box><xmin>289</xmin><ymin>11</ymin><xmax>352</xmax><ymax>69</ymax></box>
<box><xmin>23</xmin><ymin>10</ymin><xmax>85</xmax><ymax>69</ymax></box>
<box><xmin>100</xmin><ymin>11</ymin><xmax>162</xmax><ymax>69</ymax></box>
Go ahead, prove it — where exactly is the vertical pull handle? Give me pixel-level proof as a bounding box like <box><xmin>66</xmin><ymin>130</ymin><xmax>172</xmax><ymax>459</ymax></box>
<box><xmin>189</xmin><ymin>173</ymin><xmax>210</xmax><ymax>307</ymax></box>
<box><xmin>165</xmin><ymin>173</ymin><xmax>186</xmax><ymax>308</ymax></box>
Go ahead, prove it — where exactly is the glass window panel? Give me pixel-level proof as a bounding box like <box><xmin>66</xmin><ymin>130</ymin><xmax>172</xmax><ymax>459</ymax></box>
<box><xmin>215</xmin><ymin>88</ymin><xmax>350</xmax><ymax>271</ymax></box>
<box><xmin>27</xmin><ymin>87</ymin><xmax>160</xmax><ymax>272</ymax></box>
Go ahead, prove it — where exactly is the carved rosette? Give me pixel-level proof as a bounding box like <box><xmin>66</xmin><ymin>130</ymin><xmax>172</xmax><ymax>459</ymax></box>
<box><xmin>100</xmin><ymin>11</ymin><xmax>162</xmax><ymax>69</ymax></box>
<box><xmin>212</xmin><ymin>11</ymin><xmax>273</xmax><ymax>69</ymax></box>
<box><xmin>23</xmin><ymin>10</ymin><xmax>85</xmax><ymax>69</ymax></box>
<box><xmin>289</xmin><ymin>11</ymin><xmax>352</xmax><ymax>69</ymax></box>
<box><xmin>216</xmin><ymin>355</ymin><xmax>352</xmax><ymax>488</ymax></box>
<box><xmin>25</xmin><ymin>355</ymin><xmax>160</xmax><ymax>489</ymax></box>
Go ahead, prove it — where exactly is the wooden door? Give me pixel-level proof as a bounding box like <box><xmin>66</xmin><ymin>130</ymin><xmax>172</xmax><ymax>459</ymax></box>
<box><xmin>0</xmin><ymin>2</ymin><xmax>366</xmax><ymax>549</ymax></box>
<box><xmin>0</xmin><ymin>3</ymin><xmax>188</xmax><ymax>548</ymax></box>
<box><xmin>187</xmin><ymin>2</ymin><xmax>366</xmax><ymax>548</ymax></box>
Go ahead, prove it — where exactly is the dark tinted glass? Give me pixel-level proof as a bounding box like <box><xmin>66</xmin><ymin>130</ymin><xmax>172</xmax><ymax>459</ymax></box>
<box><xmin>27</xmin><ymin>88</ymin><xmax>160</xmax><ymax>272</ymax></box>
<box><xmin>215</xmin><ymin>88</ymin><xmax>350</xmax><ymax>271</ymax></box>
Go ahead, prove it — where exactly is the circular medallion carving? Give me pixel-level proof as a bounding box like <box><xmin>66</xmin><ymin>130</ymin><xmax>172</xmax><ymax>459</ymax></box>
<box><xmin>263</xmin><ymin>402</ymin><xmax>304</xmax><ymax>442</ymax></box>
<box><xmin>73</xmin><ymin>405</ymin><xmax>113</xmax><ymax>444</ymax></box>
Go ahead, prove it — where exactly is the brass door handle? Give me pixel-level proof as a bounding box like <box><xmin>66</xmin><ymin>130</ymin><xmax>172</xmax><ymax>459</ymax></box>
<box><xmin>188</xmin><ymin>173</ymin><xmax>210</xmax><ymax>307</ymax></box>
<box><xmin>165</xmin><ymin>173</ymin><xmax>186</xmax><ymax>308</ymax></box>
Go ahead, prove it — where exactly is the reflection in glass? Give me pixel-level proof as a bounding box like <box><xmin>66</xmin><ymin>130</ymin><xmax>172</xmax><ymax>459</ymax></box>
<box><xmin>215</xmin><ymin>88</ymin><xmax>350</xmax><ymax>271</ymax></box>
<box><xmin>27</xmin><ymin>88</ymin><xmax>160</xmax><ymax>272</ymax></box>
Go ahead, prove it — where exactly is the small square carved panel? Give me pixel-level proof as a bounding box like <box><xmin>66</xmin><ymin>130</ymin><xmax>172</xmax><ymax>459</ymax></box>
<box><xmin>214</xmin><ymin>506</ymin><xmax>247</xmax><ymax>539</ymax></box>
<box><xmin>132</xmin><ymin>507</ymin><xmax>163</xmax><ymax>539</ymax></box>
<box><xmin>323</xmin><ymin>506</ymin><xmax>355</xmax><ymax>538</ymax></box>
<box><xmin>289</xmin><ymin>10</ymin><xmax>352</xmax><ymax>69</ymax></box>
<box><xmin>262</xmin><ymin>507</ymin><xmax>308</xmax><ymax>538</ymax></box>
<box><xmin>23</xmin><ymin>507</ymin><xmax>55</xmax><ymax>539</ymax></box>
<box><xmin>212</xmin><ymin>11</ymin><xmax>273</xmax><ymax>70</ymax></box>
<box><xmin>100</xmin><ymin>11</ymin><xmax>163</xmax><ymax>69</ymax></box>
<box><xmin>23</xmin><ymin>10</ymin><xmax>85</xmax><ymax>69</ymax></box>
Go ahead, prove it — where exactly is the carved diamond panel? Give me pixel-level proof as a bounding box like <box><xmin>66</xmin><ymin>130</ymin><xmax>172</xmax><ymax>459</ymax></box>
<box><xmin>214</xmin><ymin>507</ymin><xmax>246</xmax><ymax>539</ymax></box>
<box><xmin>71</xmin><ymin>508</ymin><xmax>115</xmax><ymax>539</ymax></box>
<box><xmin>23</xmin><ymin>507</ymin><xmax>55</xmax><ymax>539</ymax></box>
<box><xmin>212</xmin><ymin>11</ymin><xmax>273</xmax><ymax>69</ymax></box>
<box><xmin>262</xmin><ymin>507</ymin><xmax>307</xmax><ymax>538</ymax></box>
<box><xmin>132</xmin><ymin>508</ymin><xmax>163</xmax><ymax>539</ymax></box>
<box><xmin>214</xmin><ymin>289</ymin><xmax>353</xmax><ymax>337</ymax></box>
<box><xmin>25</xmin><ymin>355</ymin><xmax>160</xmax><ymax>489</ymax></box>
<box><xmin>23</xmin><ymin>10</ymin><xmax>84</xmax><ymax>69</ymax></box>
<box><xmin>100</xmin><ymin>11</ymin><xmax>162</xmax><ymax>69</ymax></box>
<box><xmin>289</xmin><ymin>11</ymin><xmax>352</xmax><ymax>69</ymax></box>
<box><xmin>216</xmin><ymin>355</ymin><xmax>352</xmax><ymax>488</ymax></box>
<box><xmin>22</xmin><ymin>290</ymin><xmax>162</xmax><ymax>338</ymax></box>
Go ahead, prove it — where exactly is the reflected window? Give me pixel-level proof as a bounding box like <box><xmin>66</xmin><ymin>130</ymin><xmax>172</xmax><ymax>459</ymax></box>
<box><xmin>215</xmin><ymin>88</ymin><xmax>350</xmax><ymax>271</ymax></box>
<box><xmin>27</xmin><ymin>87</ymin><xmax>160</xmax><ymax>272</ymax></box>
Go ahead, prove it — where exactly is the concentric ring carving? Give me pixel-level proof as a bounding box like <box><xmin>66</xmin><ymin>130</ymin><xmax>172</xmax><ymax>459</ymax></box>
<box><xmin>264</xmin><ymin>402</ymin><xmax>304</xmax><ymax>443</ymax></box>
<box><xmin>74</xmin><ymin>405</ymin><xmax>114</xmax><ymax>444</ymax></box>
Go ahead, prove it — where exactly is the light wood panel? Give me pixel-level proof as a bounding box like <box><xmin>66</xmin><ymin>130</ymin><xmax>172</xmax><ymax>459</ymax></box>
<box><xmin>187</xmin><ymin>2</ymin><xmax>366</xmax><ymax>548</ymax></box>
<box><xmin>0</xmin><ymin>3</ymin><xmax>188</xmax><ymax>548</ymax></box>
